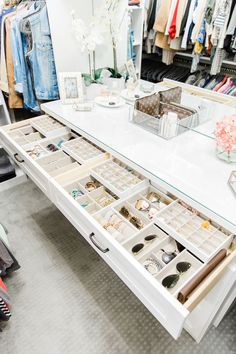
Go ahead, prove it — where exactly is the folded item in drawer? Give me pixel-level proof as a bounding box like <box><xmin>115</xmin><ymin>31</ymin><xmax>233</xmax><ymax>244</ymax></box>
<box><xmin>177</xmin><ymin>249</ymin><xmax>227</xmax><ymax>303</ymax></box>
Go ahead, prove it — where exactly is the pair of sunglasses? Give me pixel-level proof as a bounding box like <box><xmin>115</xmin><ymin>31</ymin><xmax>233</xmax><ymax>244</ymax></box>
<box><xmin>162</xmin><ymin>262</ymin><xmax>191</xmax><ymax>289</ymax></box>
<box><xmin>120</xmin><ymin>206</ymin><xmax>144</xmax><ymax>229</ymax></box>
<box><xmin>46</xmin><ymin>144</ymin><xmax>58</xmax><ymax>152</ymax></box>
<box><xmin>132</xmin><ymin>234</ymin><xmax>157</xmax><ymax>255</ymax></box>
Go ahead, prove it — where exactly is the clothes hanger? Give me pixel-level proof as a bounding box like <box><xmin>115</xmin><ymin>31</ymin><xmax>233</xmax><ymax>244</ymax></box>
<box><xmin>20</xmin><ymin>0</ymin><xmax>46</xmax><ymax>22</ymax></box>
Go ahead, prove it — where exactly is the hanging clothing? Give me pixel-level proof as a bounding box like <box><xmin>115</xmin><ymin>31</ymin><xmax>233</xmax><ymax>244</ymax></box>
<box><xmin>0</xmin><ymin>6</ymin><xmax>15</xmax><ymax>92</ymax></box>
<box><xmin>226</xmin><ymin>3</ymin><xmax>236</xmax><ymax>35</ymax></box>
<box><xmin>153</xmin><ymin>0</ymin><xmax>172</xmax><ymax>33</ymax></box>
<box><xmin>6</xmin><ymin>11</ymin><xmax>23</xmax><ymax>108</ymax></box>
<box><xmin>211</xmin><ymin>0</ymin><xmax>233</xmax><ymax>48</ymax></box>
<box><xmin>179</xmin><ymin>0</ymin><xmax>192</xmax><ymax>35</ymax></box>
<box><xmin>153</xmin><ymin>0</ymin><xmax>172</xmax><ymax>50</ymax></box>
<box><xmin>0</xmin><ymin>2</ymin><xmax>59</xmax><ymax>111</ymax></box>
<box><xmin>26</xmin><ymin>5</ymin><xmax>59</xmax><ymax>101</ymax></box>
<box><xmin>181</xmin><ymin>0</ymin><xmax>198</xmax><ymax>49</ymax></box>
<box><xmin>11</xmin><ymin>3</ymin><xmax>41</xmax><ymax>110</ymax></box>
<box><xmin>169</xmin><ymin>0</ymin><xmax>180</xmax><ymax>40</ymax></box>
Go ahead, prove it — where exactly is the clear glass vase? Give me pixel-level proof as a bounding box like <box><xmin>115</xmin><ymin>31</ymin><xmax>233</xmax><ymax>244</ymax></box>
<box><xmin>216</xmin><ymin>145</ymin><xmax>236</xmax><ymax>163</ymax></box>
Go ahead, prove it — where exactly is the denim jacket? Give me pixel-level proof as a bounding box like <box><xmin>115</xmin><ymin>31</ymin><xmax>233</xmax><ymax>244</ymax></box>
<box><xmin>27</xmin><ymin>5</ymin><xmax>59</xmax><ymax>101</ymax></box>
<box><xmin>10</xmin><ymin>4</ymin><xmax>40</xmax><ymax>111</ymax></box>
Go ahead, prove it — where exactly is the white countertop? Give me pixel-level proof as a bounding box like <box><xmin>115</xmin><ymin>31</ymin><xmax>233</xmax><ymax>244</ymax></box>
<box><xmin>41</xmin><ymin>100</ymin><xmax>236</xmax><ymax>232</ymax></box>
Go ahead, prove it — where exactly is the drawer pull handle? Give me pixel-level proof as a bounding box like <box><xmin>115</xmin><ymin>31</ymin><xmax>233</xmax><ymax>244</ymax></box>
<box><xmin>14</xmin><ymin>153</ymin><xmax>24</xmax><ymax>163</ymax></box>
<box><xmin>89</xmin><ymin>233</ymin><xmax>109</xmax><ymax>253</ymax></box>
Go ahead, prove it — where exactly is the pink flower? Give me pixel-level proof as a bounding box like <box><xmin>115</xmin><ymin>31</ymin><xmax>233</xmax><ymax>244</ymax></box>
<box><xmin>215</xmin><ymin>115</ymin><xmax>236</xmax><ymax>152</ymax></box>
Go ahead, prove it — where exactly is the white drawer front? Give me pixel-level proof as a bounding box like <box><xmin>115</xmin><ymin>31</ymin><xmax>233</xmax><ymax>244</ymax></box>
<box><xmin>0</xmin><ymin>128</ymin><xmax>51</xmax><ymax>196</ymax></box>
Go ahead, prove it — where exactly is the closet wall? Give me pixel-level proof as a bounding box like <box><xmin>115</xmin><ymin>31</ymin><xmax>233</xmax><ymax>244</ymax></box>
<box><xmin>46</xmin><ymin>0</ymin><xmax>127</xmax><ymax>74</ymax></box>
<box><xmin>46</xmin><ymin>0</ymin><xmax>93</xmax><ymax>74</ymax></box>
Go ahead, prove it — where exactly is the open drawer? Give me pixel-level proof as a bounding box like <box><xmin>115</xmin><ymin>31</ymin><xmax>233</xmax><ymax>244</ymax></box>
<box><xmin>1</xmin><ymin>115</ymin><xmax>235</xmax><ymax>341</ymax></box>
<box><xmin>0</xmin><ymin>119</ymin><xmax>55</xmax><ymax>195</ymax></box>
<box><xmin>50</xmin><ymin>167</ymin><xmax>235</xmax><ymax>340</ymax></box>
<box><xmin>0</xmin><ymin>116</ymin><xmax>109</xmax><ymax>196</ymax></box>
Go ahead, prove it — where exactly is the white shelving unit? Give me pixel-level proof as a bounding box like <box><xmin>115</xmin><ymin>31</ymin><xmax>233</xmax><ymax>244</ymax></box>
<box><xmin>128</xmin><ymin>1</ymin><xmax>145</xmax><ymax>77</ymax></box>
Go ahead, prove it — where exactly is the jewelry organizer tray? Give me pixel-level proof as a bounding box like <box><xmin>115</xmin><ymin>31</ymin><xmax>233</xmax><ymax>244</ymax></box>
<box><xmin>62</xmin><ymin>173</ymin><xmax>119</xmax><ymax>215</ymax></box>
<box><xmin>123</xmin><ymin>226</ymin><xmax>203</xmax><ymax>296</ymax></box>
<box><xmin>62</xmin><ymin>137</ymin><xmax>106</xmax><ymax>164</ymax></box>
<box><xmin>155</xmin><ymin>201</ymin><xmax>233</xmax><ymax>262</ymax></box>
<box><xmin>36</xmin><ymin>150</ymin><xmax>80</xmax><ymax>177</ymax></box>
<box><xmin>7</xmin><ymin>124</ymin><xmax>45</xmax><ymax>146</ymax></box>
<box><xmin>6</xmin><ymin>115</ymin><xmax>69</xmax><ymax>147</ymax></box>
<box><xmin>90</xmin><ymin>158</ymin><xmax>149</xmax><ymax>198</ymax></box>
<box><xmin>94</xmin><ymin>203</ymin><xmax>204</xmax><ymax>296</ymax></box>
<box><xmin>30</xmin><ymin>115</ymin><xmax>69</xmax><ymax>137</ymax></box>
<box><xmin>22</xmin><ymin>132</ymin><xmax>79</xmax><ymax>160</ymax></box>
<box><xmin>9</xmin><ymin>115</ymin><xmax>109</xmax><ymax>177</ymax></box>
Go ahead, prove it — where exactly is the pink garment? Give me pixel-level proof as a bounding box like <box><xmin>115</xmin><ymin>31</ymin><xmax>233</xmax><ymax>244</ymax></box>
<box><xmin>218</xmin><ymin>78</ymin><xmax>233</xmax><ymax>94</ymax></box>
<box><xmin>213</xmin><ymin>76</ymin><xmax>228</xmax><ymax>91</ymax></box>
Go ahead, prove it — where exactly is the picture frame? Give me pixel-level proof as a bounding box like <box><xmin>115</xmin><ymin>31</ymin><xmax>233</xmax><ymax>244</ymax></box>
<box><xmin>58</xmin><ymin>72</ymin><xmax>84</xmax><ymax>105</ymax></box>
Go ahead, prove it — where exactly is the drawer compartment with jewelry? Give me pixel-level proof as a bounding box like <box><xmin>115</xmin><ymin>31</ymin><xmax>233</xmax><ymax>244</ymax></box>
<box><xmin>1</xmin><ymin>119</ymin><xmax>46</xmax><ymax>146</ymax></box>
<box><xmin>36</xmin><ymin>150</ymin><xmax>81</xmax><ymax>178</ymax></box>
<box><xmin>154</xmin><ymin>200</ymin><xmax>233</xmax><ymax>262</ymax></box>
<box><xmin>50</xmin><ymin>160</ymin><xmax>120</xmax><ymax>218</ymax></box>
<box><xmin>62</xmin><ymin>136</ymin><xmax>107</xmax><ymax>164</ymax></box>
<box><xmin>122</xmin><ymin>226</ymin><xmax>203</xmax><ymax>297</ymax></box>
<box><xmin>22</xmin><ymin>131</ymin><xmax>80</xmax><ymax>160</ymax></box>
<box><xmin>30</xmin><ymin>115</ymin><xmax>69</xmax><ymax>137</ymax></box>
<box><xmin>90</xmin><ymin>158</ymin><xmax>149</xmax><ymax>198</ymax></box>
<box><xmin>124</xmin><ymin>185</ymin><xmax>176</xmax><ymax>221</ymax></box>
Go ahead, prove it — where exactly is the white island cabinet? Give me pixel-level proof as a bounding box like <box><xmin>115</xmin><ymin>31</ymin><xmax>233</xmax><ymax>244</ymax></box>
<box><xmin>0</xmin><ymin>88</ymin><xmax>235</xmax><ymax>343</ymax></box>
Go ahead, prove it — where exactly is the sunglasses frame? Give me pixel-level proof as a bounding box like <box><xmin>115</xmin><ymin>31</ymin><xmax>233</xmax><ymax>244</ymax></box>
<box><xmin>131</xmin><ymin>234</ymin><xmax>158</xmax><ymax>255</ymax></box>
<box><xmin>162</xmin><ymin>262</ymin><xmax>192</xmax><ymax>289</ymax></box>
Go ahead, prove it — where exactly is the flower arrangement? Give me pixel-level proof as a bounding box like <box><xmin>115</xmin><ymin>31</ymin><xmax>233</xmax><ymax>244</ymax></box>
<box><xmin>97</xmin><ymin>0</ymin><xmax>127</xmax><ymax>76</ymax></box>
<box><xmin>71</xmin><ymin>10</ymin><xmax>104</xmax><ymax>82</ymax></box>
<box><xmin>215</xmin><ymin>115</ymin><xmax>236</xmax><ymax>163</ymax></box>
<box><xmin>71</xmin><ymin>0</ymin><xmax>127</xmax><ymax>82</ymax></box>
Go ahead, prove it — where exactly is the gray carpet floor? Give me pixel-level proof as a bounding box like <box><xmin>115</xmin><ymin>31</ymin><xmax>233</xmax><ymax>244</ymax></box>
<box><xmin>0</xmin><ymin>181</ymin><xmax>235</xmax><ymax>354</ymax></box>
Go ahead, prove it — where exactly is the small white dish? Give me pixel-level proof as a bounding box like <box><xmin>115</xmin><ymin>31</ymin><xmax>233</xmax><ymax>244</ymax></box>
<box><xmin>95</xmin><ymin>96</ymin><xmax>125</xmax><ymax>108</ymax></box>
<box><xmin>121</xmin><ymin>89</ymin><xmax>154</xmax><ymax>103</ymax></box>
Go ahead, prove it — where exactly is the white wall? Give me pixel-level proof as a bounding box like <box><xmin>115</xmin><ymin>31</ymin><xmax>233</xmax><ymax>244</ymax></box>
<box><xmin>46</xmin><ymin>0</ymin><xmax>93</xmax><ymax>74</ymax></box>
<box><xmin>46</xmin><ymin>0</ymin><xmax>127</xmax><ymax>74</ymax></box>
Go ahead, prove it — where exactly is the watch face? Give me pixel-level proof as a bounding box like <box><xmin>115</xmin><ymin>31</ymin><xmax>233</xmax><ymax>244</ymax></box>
<box><xmin>229</xmin><ymin>171</ymin><xmax>236</xmax><ymax>196</ymax></box>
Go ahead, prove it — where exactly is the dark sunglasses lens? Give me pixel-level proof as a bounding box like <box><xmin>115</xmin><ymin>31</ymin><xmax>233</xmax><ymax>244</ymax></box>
<box><xmin>120</xmin><ymin>207</ymin><xmax>129</xmax><ymax>218</ymax></box>
<box><xmin>145</xmin><ymin>234</ymin><xmax>157</xmax><ymax>242</ymax></box>
<box><xmin>162</xmin><ymin>274</ymin><xmax>179</xmax><ymax>289</ymax></box>
<box><xmin>176</xmin><ymin>262</ymin><xmax>191</xmax><ymax>273</ymax></box>
<box><xmin>132</xmin><ymin>243</ymin><xmax>144</xmax><ymax>255</ymax></box>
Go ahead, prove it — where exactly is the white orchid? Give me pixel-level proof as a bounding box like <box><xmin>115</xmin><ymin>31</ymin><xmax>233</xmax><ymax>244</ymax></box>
<box><xmin>71</xmin><ymin>10</ymin><xmax>104</xmax><ymax>53</ymax></box>
<box><xmin>95</xmin><ymin>0</ymin><xmax>127</xmax><ymax>73</ymax></box>
<box><xmin>71</xmin><ymin>1</ymin><xmax>126</xmax><ymax>77</ymax></box>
